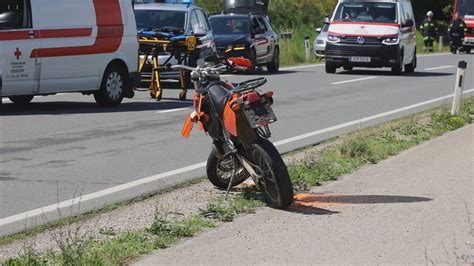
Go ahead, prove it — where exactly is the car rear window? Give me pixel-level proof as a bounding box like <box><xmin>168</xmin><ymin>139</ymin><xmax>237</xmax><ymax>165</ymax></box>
<box><xmin>135</xmin><ymin>9</ymin><xmax>187</xmax><ymax>34</ymax></box>
<box><xmin>333</xmin><ymin>2</ymin><xmax>398</xmax><ymax>23</ymax></box>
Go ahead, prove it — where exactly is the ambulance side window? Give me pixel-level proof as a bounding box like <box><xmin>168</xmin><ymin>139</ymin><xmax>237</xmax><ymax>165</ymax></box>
<box><xmin>0</xmin><ymin>0</ymin><xmax>32</xmax><ymax>30</ymax></box>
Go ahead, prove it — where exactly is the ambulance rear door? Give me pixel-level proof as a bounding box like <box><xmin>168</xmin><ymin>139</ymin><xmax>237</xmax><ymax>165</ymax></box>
<box><xmin>0</xmin><ymin>0</ymin><xmax>41</xmax><ymax>97</ymax></box>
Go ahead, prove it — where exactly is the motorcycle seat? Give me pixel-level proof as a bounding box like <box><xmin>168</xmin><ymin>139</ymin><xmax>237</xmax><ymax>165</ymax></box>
<box><xmin>208</xmin><ymin>82</ymin><xmax>230</xmax><ymax>116</ymax></box>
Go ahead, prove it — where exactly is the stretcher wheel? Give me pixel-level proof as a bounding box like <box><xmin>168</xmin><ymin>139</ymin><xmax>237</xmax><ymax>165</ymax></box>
<box><xmin>150</xmin><ymin>90</ymin><xmax>162</xmax><ymax>101</ymax></box>
<box><xmin>179</xmin><ymin>91</ymin><xmax>187</xmax><ymax>101</ymax></box>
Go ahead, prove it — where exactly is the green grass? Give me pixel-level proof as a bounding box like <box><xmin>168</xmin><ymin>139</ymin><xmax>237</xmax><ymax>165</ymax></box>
<box><xmin>288</xmin><ymin>97</ymin><xmax>473</xmax><ymax>191</ymax></box>
<box><xmin>0</xmin><ymin>177</ymin><xmax>206</xmax><ymax>247</ymax></box>
<box><xmin>200</xmin><ymin>194</ymin><xmax>265</xmax><ymax>222</ymax></box>
<box><xmin>2</xmin><ymin>192</ymin><xmax>263</xmax><ymax>265</ymax></box>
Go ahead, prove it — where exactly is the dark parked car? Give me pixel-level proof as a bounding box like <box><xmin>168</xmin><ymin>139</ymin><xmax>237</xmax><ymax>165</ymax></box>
<box><xmin>209</xmin><ymin>1</ymin><xmax>279</xmax><ymax>72</ymax></box>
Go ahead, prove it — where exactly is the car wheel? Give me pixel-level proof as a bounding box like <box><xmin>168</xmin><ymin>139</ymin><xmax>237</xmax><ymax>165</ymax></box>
<box><xmin>466</xmin><ymin>48</ymin><xmax>471</xmax><ymax>54</ymax></box>
<box><xmin>325</xmin><ymin>62</ymin><xmax>337</xmax><ymax>74</ymax></box>
<box><xmin>8</xmin><ymin>95</ymin><xmax>34</xmax><ymax>104</ymax></box>
<box><xmin>94</xmin><ymin>65</ymin><xmax>125</xmax><ymax>107</ymax></box>
<box><xmin>266</xmin><ymin>47</ymin><xmax>280</xmax><ymax>73</ymax></box>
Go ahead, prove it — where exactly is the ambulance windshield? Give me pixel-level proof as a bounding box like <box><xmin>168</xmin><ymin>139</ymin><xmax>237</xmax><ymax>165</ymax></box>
<box><xmin>456</xmin><ymin>0</ymin><xmax>474</xmax><ymax>18</ymax></box>
<box><xmin>333</xmin><ymin>2</ymin><xmax>397</xmax><ymax>23</ymax></box>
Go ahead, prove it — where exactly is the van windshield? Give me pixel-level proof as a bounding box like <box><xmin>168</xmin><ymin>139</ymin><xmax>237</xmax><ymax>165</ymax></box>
<box><xmin>456</xmin><ymin>0</ymin><xmax>474</xmax><ymax>18</ymax></box>
<box><xmin>209</xmin><ymin>16</ymin><xmax>250</xmax><ymax>35</ymax></box>
<box><xmin>333</xmin><ymin>2</ymin><xmax>398</xmax><ymax>23</ymax></box>
<box><xmin>135</xmin><ymin>10</ymin><xmax>187</xmax><ymax>33</ymax></box>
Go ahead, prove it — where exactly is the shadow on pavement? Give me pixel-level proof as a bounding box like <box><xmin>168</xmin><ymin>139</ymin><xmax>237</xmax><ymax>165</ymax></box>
<box><xmin>338</xmin><ymin>69</ymin><xmax>454</xmax><ymax>77</ymax></box>
<box><xmin>294</xmin><ymin>193</ymin><xmax>432</xmax><ymax>205</ymax></box>
<box><xmin>287</xmin><ymin>203</ymin><xmax>340</xmax><ymax>215</ymax></box>
<box><xmin>0</xmin><ymin>99</ymin><xmax>193</xmax><ymax>116</ymax></box>
<box><xmin>286</xmin><ymin>193</ymin><xmax>432</xmax><ymax>215</ymax></box>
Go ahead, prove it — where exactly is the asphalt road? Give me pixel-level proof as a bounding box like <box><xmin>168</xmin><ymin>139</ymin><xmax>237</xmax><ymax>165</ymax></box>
<box><xmin>0</xmin><ymin>53</ymin><xmax>473</xmax><ymax>235</ymax></box>
<box><xmin>136</xmin><ymin>124</ymin><xmax>474</xmax><ymax>265</ymax></box>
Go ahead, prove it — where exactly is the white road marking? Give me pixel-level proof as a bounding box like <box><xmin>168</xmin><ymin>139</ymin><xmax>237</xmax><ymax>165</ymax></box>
<box><xmin>2</xmin><ymin>98</ymin><xmax>12</xmax><ymax>104</ymax></box>
<box><xmin>417</xmin><ymin>52</ymin><xmax>450</xmax><ymax>57</ymax></box>
<box><xmin>280</xmin><ymin>63</ymin><xmax>324</xmax><ymax>71</ymax></box>
<box><xmin>156</xmin><ymin>107</ymin><xmax>191</xmax><ymax>114</ymax></box>
<box><xmin>2</xmin><ymin>88</ymin><xmax>473</xmax><ymax>229</ymax></box>
<box><xmin>424</xmin><ymin>65</ymin><xmax>455</xmax><ymax>71</ymax></box>
<box><xmin>331</xmin><ymin>76</ymin><xmax>378</xmax><ymax>85</ymax></box>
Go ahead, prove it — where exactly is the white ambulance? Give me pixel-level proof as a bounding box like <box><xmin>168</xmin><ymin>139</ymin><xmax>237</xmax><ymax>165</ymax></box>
<box><xmin>0</xmin><ymin>0</ymin><xmax>139</xmax><ymax>107</ymax></box>
<box><xmin>325</xmin><ymin>0</ymin><xmax>417</xmax><ymax>75</ymax></box>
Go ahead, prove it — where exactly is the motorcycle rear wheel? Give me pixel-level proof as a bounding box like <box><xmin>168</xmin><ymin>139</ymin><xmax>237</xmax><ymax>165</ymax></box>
<box><xmin>206</xmin><ymin>151</ymin><xmax>249</xmax><ymax>189</ymax></box>
<box><xmin>250</xmin><ymin>138</ymin><xmax>294</xmax><ymax>209</ymax></box>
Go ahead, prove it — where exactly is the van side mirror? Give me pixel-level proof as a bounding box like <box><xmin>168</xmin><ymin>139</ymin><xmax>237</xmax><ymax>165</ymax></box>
<box><xmin>403</xmin><ymin>19</ymin><xmax>414</xmax><ymax>28</ymax></box>
<box><xmin>194</xmin><ymin>28</ymin><xmax>207</xmax><ymax>37</ymax></box>
<box><xmin>0</xmin><ymin>12</ymin><xmax>19</xmax><ymax>29</ymax></box>
<box><xmin>316</xmin><ymin>28</ymin><xmax>322</xmax><ymax>33</ymax></box>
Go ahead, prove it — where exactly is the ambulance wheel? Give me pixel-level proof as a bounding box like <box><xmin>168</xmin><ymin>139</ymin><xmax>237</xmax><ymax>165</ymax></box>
<box><xmin>391</xmin><ymin>53</ymin><xmax>403</xmax><ymax>75</ymax></box>
<box><xmin>95</xmin><ymin>65</ymin><xmax>124</xmax><ymax>107</ymax></box>
<box><xmin>8</xmin><ymin>95</ymin><xmax>34</xmax><ymax>104</ymax></box>
<box><xmin>325</xmin><ymin>63</ymin><xmax>337</xmax><ymax>74</ymax></box>
<box><xmin>179</xmin><ymin>91</ymin><xmax>187</xmax><ymax>101</ymax></box>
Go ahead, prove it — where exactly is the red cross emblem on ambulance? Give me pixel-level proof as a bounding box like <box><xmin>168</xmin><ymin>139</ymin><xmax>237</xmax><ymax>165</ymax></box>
<box><xmin>14</xmin><ymin>47</ymin><xmax>22</xmax><ymax>60</ymax></box>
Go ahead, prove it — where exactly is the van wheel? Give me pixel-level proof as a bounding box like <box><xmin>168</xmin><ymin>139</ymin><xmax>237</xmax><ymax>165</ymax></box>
<box><xmin>266</xmin><ymin>48</ymin><xmax>280</xmax><ymax>73</ymax></box>
<box><xmin>405</xmin><ymin>51</ymin><xmax>416</xmax><ymax>73</ymax></box>
<box><xmin>8</xmin><ymin>95</ymin><xmax>34</xmax><ymax>104</ymax></box>
<box><xmin>94</xmin><ymin>65</ymin><xmax>125</xmax><ymax>107</ymax></box>
<box><xmin>391</xmin><ymin>54</ymin><xmax>403</xmax><ymax>75</ymax></box>
<box><xmin>326</xmin><ymin>63</ymin><xmax>337</xmax><ymax>74</ymax></box>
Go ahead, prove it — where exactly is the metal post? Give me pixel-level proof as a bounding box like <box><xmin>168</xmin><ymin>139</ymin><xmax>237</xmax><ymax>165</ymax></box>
<box><xmin>285</xmin><ymin>38</ymin><xmax>289</xmax><ymax>60</ymax></box>
<box><xmin>439</xmin><ymin>36</ymin><xmax>443</xmax><ymax>53</ymax></box>
<box><xmin>304</xmin><ymin>36</ymin><xmax>311</xmax><ymax>63</ymax></box>
<box><xmin>451</xmin><ymin>61</ymin><xmax>467</xmax><ymax>115</ymax></box>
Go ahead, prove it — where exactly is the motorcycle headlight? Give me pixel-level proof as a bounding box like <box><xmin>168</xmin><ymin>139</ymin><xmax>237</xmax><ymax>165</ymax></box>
<box><xmin>382</xmin><ymin>36</ymin><xmax>400</xmax><ymax>45</ymax></box>
<box><xmin>327</xmin><ymin>34</ymin><xmax>341</xmax><ymax>43</ymax></box>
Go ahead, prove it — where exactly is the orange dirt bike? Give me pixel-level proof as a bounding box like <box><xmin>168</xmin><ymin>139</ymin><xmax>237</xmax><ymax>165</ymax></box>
<box><xmin>172</xmin><ymin>57</ymin><xmax>294</xmax><ymax>209</ymax></box>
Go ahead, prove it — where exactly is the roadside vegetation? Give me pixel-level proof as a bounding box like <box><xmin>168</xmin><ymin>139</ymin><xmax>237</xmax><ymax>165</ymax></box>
<box><xmin>288</xmin><ymin>97</ymin><xmax>473</xmax><ymax>191</ymax></box>
<box><xmin>3</xmin><ymin>97</ymin><xmax>473</xmax><ymax>265</ymax></box>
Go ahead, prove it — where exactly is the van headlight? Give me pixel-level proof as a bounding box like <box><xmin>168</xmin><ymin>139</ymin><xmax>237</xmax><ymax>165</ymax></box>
<box><xmin>382</xmin><ymin>36</ymin><xmax>400</xmax><ymax>45</ymax></box>
<box><xmin>327</xmin><ymin>34</ymin><xmax>341</xmax><ymax>43</ymax></box>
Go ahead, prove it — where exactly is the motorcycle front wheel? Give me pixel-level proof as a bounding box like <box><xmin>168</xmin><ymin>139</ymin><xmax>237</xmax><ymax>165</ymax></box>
<box><xmin>250</xmin><ymin>138</ymin><xmax>294</xmax><ymax>209</ymax></box>
<box><xmin>206</xmin><ymin>150</ymin><xmax>249</xmax><ymax>189</ymax></box>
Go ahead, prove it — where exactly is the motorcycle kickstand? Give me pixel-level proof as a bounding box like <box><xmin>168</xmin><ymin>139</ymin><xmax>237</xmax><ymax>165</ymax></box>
<box><xmin>224</xmin><ymin>159</ymin><xmax>237</xmax><ymax>200</ymax></box>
